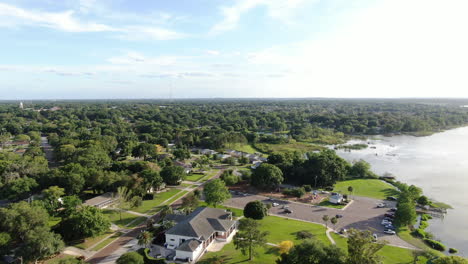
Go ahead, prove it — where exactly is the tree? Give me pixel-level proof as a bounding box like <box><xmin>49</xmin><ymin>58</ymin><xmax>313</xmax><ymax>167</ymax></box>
<box><xmin>140</xmin><ymin>169</ymin><xmax>163</xmax><ymax>192</ymax></box>
<box><xmin>330</xmin><ymin>217</ymin><xmax>338</xmax><ymax>229</ymax></box>
<box><xmin>117</xmin><ymin>252</ymin><xmax>144</xmax><ymax>264</ymax></box>
<box><xmin>0</xmin><ymin>201</ymin><xmax>49</xmax><ymax>241</ymax></box>
<box><xmin>1</xmin><ymin>177</ymin><xmax>38</xmax><ymax>200</ymax></box>
<box><xmin>203</xmin><ymin>179</ymin><xmax>231</xmax><ymax>207</ymax></box>
<box><xmin>137</xmin><ymin>231</ymin><xmax>153</xmax><ymax>249</ymax></box>
<box><xmin>132</xmin><ymin>143</ymin><xmax>157</xmax><ymax>160</ymax></box>
<box><xmin>349</xmin><ymin>160</ymin><xmax>375</xmax><ymax>178</ymax></box>
<box><xmin>276</xmin><ymin>239</ymin><xmax>346</xmax><ymax>264</ymax></box>
<box><xmin>60</xmin><ymin>206</ymin><xmax>111</xmax><ymax>240</ymax></box>
<box><xmin>417</xmin><ymin>195</ymin><xmax>430</xmax><ymax>206</ymax></box>
<box><xmin>278</xmin><ymin>240</ymin><xmax>294</xmax><ymax>254</ymax></box>
<box><xmin>0</xmin><ymin>232</ymin><xmax>11</xmax><ymax>254</ymax></box>
<box><xmin>42</xmin><ymin>186</ymin><xmax>65</xmax><ymax>215</ymax></box>
<box><xmin>61</xmin><ymin>195</ymin><xmax>82</xmax><ymax>217</ymax></box>
<box><xmin>347</xmin><ymin>186</ymin><xmax>353</xmax><ymax>196</ymax></box>
<box><xmin>322</xmin><ymin>215</ymin><xmax>330</xmax><ymax>228</ymax></box>
<box><xmin>251</xmin><ymin>163</ymin><xmax>284</xmax><ymax>190</ymax></box>
<box><xmin>394</xmin><ymin>201</ymin><xmax>417</xmax><ymax>227</ymax></box>
<box><xmin>347</xmin><ymin>229</ymin><xmax>386</xmax><ymax>264</ymax></box>
<box><xmin>244</xmin><ymin>200</ymin><xmax>268</xmax><ymax>220</ymax></box>
<box><xmin>159</xmin><ymin>205</ymin><xmax>173</xmax><ymax>219</ymax></box>
<box><xmin>432</xmin><ymin>256</ymin><xmax>468</xmax><ymax>264</ymax></box>
<box><xmin>233</xmin><ymin>218</ymin><xmax>269</xmax><ymax>261</ymax></box>
<box><xmin>161</xmin><ymin>166</ymin><xmax>185</xmax><ymax>185</ymax></box>
<box><xmin>181</xmin><ymin>193</ymin><xmax>200</xmax><ymax>213</ymax></box>
<box><xmin>19</xmin><ymin>226</ymin><xmax>64</xmax><ymax>263</ymax></box>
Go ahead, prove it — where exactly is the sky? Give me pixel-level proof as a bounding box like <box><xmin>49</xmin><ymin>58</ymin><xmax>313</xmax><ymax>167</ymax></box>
<box><xmin>1</xmin><ymin>0</ymin><xmax>468</xmax><ymax>99</ymax></box>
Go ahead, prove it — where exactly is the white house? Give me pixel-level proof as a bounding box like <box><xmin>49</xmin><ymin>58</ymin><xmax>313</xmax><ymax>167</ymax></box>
<box><xmin>329</xmin><ymin>193</ymin><xmax>344</xmax><ymax>204</ymax></box>
<box><xmin>164</xmin><ymin>207</ymin><xmax>237</xmax><ymax>262</ymax></box>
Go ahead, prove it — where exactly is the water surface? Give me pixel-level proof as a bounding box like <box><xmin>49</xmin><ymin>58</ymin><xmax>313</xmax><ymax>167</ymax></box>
<box><xmin>334</xmin><ymin>127</ymin><xmax>468</xmax><ymax>256</ymax></box>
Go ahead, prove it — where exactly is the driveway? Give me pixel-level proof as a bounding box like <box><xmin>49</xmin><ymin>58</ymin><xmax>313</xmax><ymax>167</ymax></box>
<box><xmin>225</xmin><ymin>193</ymin><xmax>416</xmax><ymax>249</ymax></box>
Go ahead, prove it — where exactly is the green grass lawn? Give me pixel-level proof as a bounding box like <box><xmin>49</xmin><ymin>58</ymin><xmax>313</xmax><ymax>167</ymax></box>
<box><xmin>45</xmin><ymin>255</ymin><xmax>83</xmax><ymax>264</ymax></box>
<box><xmin>255</xmin><ymin>141</ymin><xmax>323</xmax><ymax>154</ymax></box>
<box><xmin>331</xmin><ymin>233</ymin><xmax>428</xmax><ymax>264</ymax></box>
<box><xmin>199</xmin><ymin>202</ymin><xmax>244</xmax><ymax>217</ymax></box>
<box><xmin>397</xmin><ymin>226</ymin><xmax>445</xmax><ymax>257</ymax></box>
<box><xmin>48</xmin><ymin>216</ymin><xmax>62</xmax><ymax>228</ymax></box>
<box><xmin>70</xmin><ymin>230</ymin><xmax>114</xmax><ymax>250</ymax></box>
<box><xmin>259</xmin><ymin>216</ymin><xmax>328</xmax><ymax>244</ymax></box>
<box><xmin>225</xmin><ymin>143</ymin><xmax>259</xmax><ymax>154</ymax></box>
<box><xmin>132</xmin><ymin>188</ymin><xmax>182</xmax><ymax>213</ymax></box>
<box><xmin>318</xmin><ymin>199</ymin><xmax>347</xmax><ymax>209</ymax></box>
<box><xmin>90</xmin><ymin>232</ymin><xmax>122</xmax><ymax>251</ymax></box>
<box><xmin>200</xmin><ymin>242</ymin><xmax>278</xmax><ymax>264</ymax></box>
<box><xmin>102</xmin><ymin>209</ymin><xmax>143</xmax><ymax>227</ymax></box>
<box><xmin>185</xmin><ymin>173</ymin><xmax>206</xmax><ymax>182</ymax></box>
<box><xmin>333</xmin><ymin>179</ymin><xmax>399</xmax><ymax>200</ymax></box>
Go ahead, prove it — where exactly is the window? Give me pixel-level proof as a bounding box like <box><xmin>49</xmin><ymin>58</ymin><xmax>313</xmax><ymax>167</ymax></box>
<box><xmin>170</xmin><ymin>239</ymin><xmax>175</xmax><ymax>241</ymax></box>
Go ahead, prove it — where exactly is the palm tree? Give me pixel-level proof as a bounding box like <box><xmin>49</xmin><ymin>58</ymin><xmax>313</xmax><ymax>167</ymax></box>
<box><xmin>138</xmin><ymin>231</ymin><xmax>153</xmax><ymax>249</ymax></box>
<box><xmin>159</xmin><ymin>205</ymin><xmax>173</xmax><ymax>219</ymax></box>
<box><xmin>115</xmin><ymin>186</ymin><xmax>133</xmax><ymax>221</ymax></box>
<box><xmin>322</xmin><ymin>215</ymin><xmax>330</xmax><ymax>228</ymax></box>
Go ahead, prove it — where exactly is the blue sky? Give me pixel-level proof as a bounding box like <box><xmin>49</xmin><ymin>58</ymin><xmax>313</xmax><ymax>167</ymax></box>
<box><xmin>1</xmin><ymin>0</ymin><xmax>468</xmax><ymax>99</ymax></box>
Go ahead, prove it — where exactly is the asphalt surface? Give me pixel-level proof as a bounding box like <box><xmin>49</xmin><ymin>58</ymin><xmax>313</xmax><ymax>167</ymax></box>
<box><xmin>225</xmin><ymin>193</ymin><xmax>416</xmax><ymax>249</ymax></box>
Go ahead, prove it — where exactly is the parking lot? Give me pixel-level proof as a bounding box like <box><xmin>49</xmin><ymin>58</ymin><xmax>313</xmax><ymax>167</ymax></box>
<box><xmin>225</xmin><ymin>192</ymin><xmax>416</xmax><ymax>249</ymax></box>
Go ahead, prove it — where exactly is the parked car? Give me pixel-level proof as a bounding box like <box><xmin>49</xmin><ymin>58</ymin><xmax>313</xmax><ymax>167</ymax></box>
<box><xmin>389</xmin><ymin>207</ymin><xmax>397</xmax><ymax>212</ymax></box>
<box><xmin>339</xmin><ymin>228</ymin><xmax>347</xmax><ymax>234</ymax></box>
<box><xmin>384</xmin><ymin>229</ymin><xmax>396</xmax><ymax>235</ymax></box>
<box><xmin>381</xmin><ymin>220</ymin><xmax>391</xmax><ymax>225</ymax></box>
<box><xmin>372</xmin><ymin>233</ymin><xmax>378</xmax><ymax>241</ymax></box>
<box><xmin>377</xmin><ymin>203</ymin><xmax>386</xmax><ymax>208</ymax></box>
<box><xmin>284</xmin><ymin>208</ymin><xmax>293</xmax><ymax>214</ymax></box>
<box><xmin>385</xmin><ymin>213</ymin><xmax>395</xmax><ymax>217</ymax></box>
<box><xmin>336</xmin><ymin>214</ymin><xmax>343</xmax><ymax>218</ymax></box>
<box><xmin>384</xmin><ymin>224</ymin><xmax>396</xmax><ymax>230</ymax></box>
<box><xmin>321</xmin><ymin>191</ymin><xmax>330</xmax><ymax>194</ymax></box>
<box><xmin>384</xmin><ymin>217</ymin><xmax>393</xmax><ymax>221</ymax></box>
<box><xmin>272</xmin><ymin>202</ymin><xmax>279</xmax><ymax>207</ymax></box>
<box><xmin>386</xmin><ymin>196</ymin><xmax>398</xmax><ymax>201</ymax></box>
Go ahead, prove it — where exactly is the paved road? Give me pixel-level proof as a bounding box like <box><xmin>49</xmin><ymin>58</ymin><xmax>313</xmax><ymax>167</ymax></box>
<box><xmin>225</xmin><ymin>193</ymin><xmax>416</xmax><ymax>249</ymax></box>
<box><xmin>86</xmin><ymin>167</ymin><xmax>226</xmax><ymax>264</ymax></box>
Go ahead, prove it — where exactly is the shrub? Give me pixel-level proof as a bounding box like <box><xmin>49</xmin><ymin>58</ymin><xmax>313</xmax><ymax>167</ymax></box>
<box><xmin>244</xmin><ymin>200</ymin><xmax>268</xmax><ymax>220</ymax></box>
<box><xmin>449</xmin><ymin>248</ymin><xmax>458</xmax><ymax>254</ymax></box>
<box><xmin>424</xmin><ymin>239</ymin><xmax>446</xmax><ymax>251</ymax></box>
<box><xmin>117</xmin><ymin>252</ymin><xmax>144</xmax><ymax>264</ymax></box>
<box><xmin>278</xmin><ymin>241</ymin><xmax>294</xmax><ymax>254</ymax></box>
<box><xmin>303</xmin><ymin>185</ymin><xmax>312</xmax><ymax>192</ymax></box>
<box><xmin>283</xmin><ymin>187</ymin><xmax>306</xmax><ymax>198</ymax></box>
<box><xmin>296</xmin><ymin>230</ymin><xmax>314</xmax><ymax>240</ymax></box>
<box><xmin>419</xmin><ymin>220</ymin><xmax>429</xmax><ymax>230</ymax></box>
<box><xmin>420</xmin><ymin>214</ymin><xmax>432</xmax><ymax>221</ymax></box>
<box><xmin>411</xmin><ymin>228</ymin><xmax>426</xmax><ymax>238</ymax></box>
<box><xmin>137</xmin><ymin>248</ymin><xmax>166</xmax><ymax>264</ymax></box>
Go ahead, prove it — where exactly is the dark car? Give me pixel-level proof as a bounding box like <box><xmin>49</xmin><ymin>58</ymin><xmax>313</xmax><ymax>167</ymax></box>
<box><xmin>336</xmin><ymin>214</ymin><xmax>343</xmax><ymax>218</ymax></box>
<box><xmin>385</xmin><ymin>213</ymin><xmax>395</xmax><ymax>218</ymax></box>
<box><xmin>284</xmin><ymin>208</ymin><xmax>293</xmax><ymax>214</ymax></box>
<box><xmin>389</xmin><ymin>207</ymin><xmax>397</xmax><ymax>212</ymax></box>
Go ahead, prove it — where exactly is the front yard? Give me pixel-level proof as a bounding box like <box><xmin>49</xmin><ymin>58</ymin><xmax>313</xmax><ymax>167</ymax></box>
<box><xmin>132</xmin><ymin>188</ymin><xmax>184</xmax><ymax>213</ymax></box>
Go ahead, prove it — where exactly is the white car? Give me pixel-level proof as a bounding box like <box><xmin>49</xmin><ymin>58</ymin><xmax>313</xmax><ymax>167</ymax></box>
<box><xmin>272</xmin><ymin>202</ymin><xmax>279</xmax><ymax>207</ymax></box>
<box><xmin>377</xmin><ymin>203</ymin><xmax>386</xmax><ymax>208</ymax></box>
<box><xmin>384</xmin><ymin>229</ymin><xmax>396</xmax><ymax>235</ymax></box>
<box><xmin>381</xmin><ymin>220</ymin><xmax>391</xmax><ymax>225</ymax></box>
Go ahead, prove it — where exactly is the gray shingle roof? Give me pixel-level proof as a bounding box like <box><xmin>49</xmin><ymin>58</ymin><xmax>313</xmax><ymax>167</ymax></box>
<box><xmin>166</xmin><ymin>207</ymin><xmax>236</xmax><ymax>240</ymax></box>
<box><xmin>176</xmin><ymin>239</ymin><xmax>202</xmax><ymax>252</ymax></box>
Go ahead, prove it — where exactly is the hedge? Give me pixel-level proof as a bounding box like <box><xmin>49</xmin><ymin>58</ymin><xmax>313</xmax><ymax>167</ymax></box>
<box><xmin>138</xmin><ymin>248</ymin><xmax>166</xmax><ymax>264</ymax></box>
<box><xmin>424</xmin><ymin>239</ymin><xmax>446</xmax><ymax>251</ymax></box>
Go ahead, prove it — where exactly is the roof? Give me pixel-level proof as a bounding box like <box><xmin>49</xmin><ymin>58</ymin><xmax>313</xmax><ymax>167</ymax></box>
<box><xmin>166</xmin><ymin>207</ymin><xmax>236</xmax><ymax>240</ymax></box>
<box><xmin>176</xmin><ymin>239</ymin><xmax>202</xmax><ymax>252</ymax></box>
<box><xmin>84</xmin><ymin>192</ymin><xmax>116</xmax><ymax>207</ymax></box>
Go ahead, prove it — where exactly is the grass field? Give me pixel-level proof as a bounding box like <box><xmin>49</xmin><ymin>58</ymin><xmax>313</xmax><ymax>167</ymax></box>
<box><xmin>185</xmin><ymin>173</ymin><xmax>206</xmax><ymax>182</ymax></box>
<box><xmin>397</xmin><ymin>226</ymin><xmax>445</xmax><ymax>257</ymax></box>
<box><xmin>333</xmin><ymin>179</ymin><xmax>399</xmax><ymax>200</ymax></box>
<box><xmin>255</xmin><ymin>141</ymin><xmax>323</xmax><ymax>154</ymax></box>
<box><xmin>71</xmin><ymin>230</ymin><xmax>114</xmax><ymax>250</ymax></box>
<box><xmin>102</xmin><ymin>209</ymin><xmax>143</xmax><ymax>227</ymax></box>
<box><xmin>225</xmin><ymin>143</ymin><xmax>259</xmax><ymax>154</ymax></box>
<box><xmin>133</xmin><ymin>188</ymin><xmax>183</xmax><ymax>213</ymax></box>
<box><xmin>90</xmin><ymin>232</ymin><xmax>122</xmax><ymax>251</ymax></box>
<box><xmin>48</xmin><ymin>216</ymin><xmax>62</xmax><ymax>228</ymax></box>
<box><xmin>259</xmin><ymin>216</ymin><xmax>328</xmax><ymax>244</ymax></box>
<box><xmin>200</xmin><ymin>242</ymin><xmax>278</xmax><ymax>264</ymax></box>
<box><xmin>331</xmin><ymin>233</ymin><xmax>428</xmax><ymax>264</ymax></box>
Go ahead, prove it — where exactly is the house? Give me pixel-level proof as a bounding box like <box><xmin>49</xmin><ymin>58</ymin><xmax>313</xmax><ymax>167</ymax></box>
<box><xmin>251</xmin><ymin>161</ymin><xmax>263</xmax><ymax>169</ymax></box>
<box><xmin>216</xmin><ymin>153</ymin><xmax>231</xmax><ymax>160</ymax></box>
<box><xmin>84</xmin><ymin>192</ymin><xmax>117</xmax><ymax>208</ymax></box>
<box><xmin>329</xmin><ymin>193</ymin><xmax>344</xmax><ymax>204</ymax></box>
<box><xmin>174</xmin><ymin>161</ymin><xmax>193</xmax><ymax>174</ymax></box>
<box><xmin>200</xmin><ymin>149</ymin><xmax>217</xmax><ymax>156</ymax></box>
<box><xmin>164</xmin><ymin>207</ymin><xmax>237</xmax><ymax>262</ymax></box>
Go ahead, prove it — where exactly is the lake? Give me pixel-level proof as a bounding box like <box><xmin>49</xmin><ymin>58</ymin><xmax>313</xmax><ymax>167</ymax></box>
<box><xmin>334</xmin><ymin>126</ymin><xmax>468</xmax><ymax>256</ymax></box>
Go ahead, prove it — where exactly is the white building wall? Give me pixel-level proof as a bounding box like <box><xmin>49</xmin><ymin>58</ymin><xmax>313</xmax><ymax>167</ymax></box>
<box><xmin>175</xmin><ymin>243</ymin><xmax>204</xmax><ymax>261</ymax></box>
<box><xmin>165</xmin><ymin>234</ymin><xmax>198</xmax><ymax>248</ymax></box>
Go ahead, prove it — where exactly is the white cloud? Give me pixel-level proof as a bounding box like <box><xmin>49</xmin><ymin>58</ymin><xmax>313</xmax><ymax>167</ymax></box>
<box><xmin>210</xmin><ymin>0</ymin><xmax>309</xmax><ymax>34</ymax></box>
<box><xmin>243</xmin><ymin>0</ymin><xmax>468</xmax><ymax>97</ymax></box>
<box><xmin>0</xmin><ymin>3</ymin><xmax>186</xmax><ymax>40</ymax></box>
<box><xmin>0</xmin><ymin>3</ymin><xmax>114</xmax><ymax>32</ymax></box>
<box><xmin>206</xmin><ymin>50</ymin><xmax>221</xmax><ymax>56</ymax></box>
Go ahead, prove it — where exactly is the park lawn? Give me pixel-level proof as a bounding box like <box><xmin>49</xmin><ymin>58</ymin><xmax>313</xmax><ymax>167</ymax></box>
<box><xmin>397</xmin><ymin>227</ymin><xmax>445</xmax><ymax>257</ymax></box>
<box><xmin>255</xmin><ymin>141</ymin><xmax>323</xmax><ymax>154</ymax></box>
<box><xmin>48</xmin><ymin>216</ymin><xmax>62</xmax><ymax>228</ymax></box>
<box><xmin>200</xmin><ymin>242</ymin><xmax>279</xmax><ymax>264</ymax></box>
<box><xmin>126</xmin><ymin>216</ymin><xmax>147</xmax><ymax>228</ymax></box>
<box><xmin>133</xmin><ymin>188</ymin><xmax>182</xmax><ymax>213</ymax></box>
<box><xmin>102</xmin><ymin>209</ymin><xmax>142</xmax><ymax>227</ymax></box>
<box><xmin>44</xmin><ymin>255</ymin><xmax>82</xmax><ymax>264</ymax></box>
<box><xmin>331</xmin><ymin>233</ymin><xmax>428</xmax><ymax>264</ymax></box>
<box><xmin>318</xmin><ymin>199</ymin><xmax>347</xmax><ymax>209</ymax></box>
<box><xmin>259</xmin><ymin>216</ymin><xmax>328</xmax><ymax>244</ymax></box>
<box><xmin>147</xmin><ymin>190</ymin><xmax>189</xmax><ymax>214</ymax></box>
<box><xmin>333</xmin><ymin>179</ymin><xmax>399</xmax><ymax>200</ymax></box>
<box><xmin>71</xmin><ymin>230</ymin><xmax>114</xmax><ymax>250</ymax></box>
<box><xmin>185</xmin><ymin>173</ymin><xmax>206</xmax><ymax>182</ymax></box>
<box><xmin>90</xmin><ymin>232</ymin><xmax>122</xmax><ymax>251</ymax></box>
<box><xmin>225</xmin><ymin>143</ymin><xmax>258</xmax><ymax>154</ymax></box>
